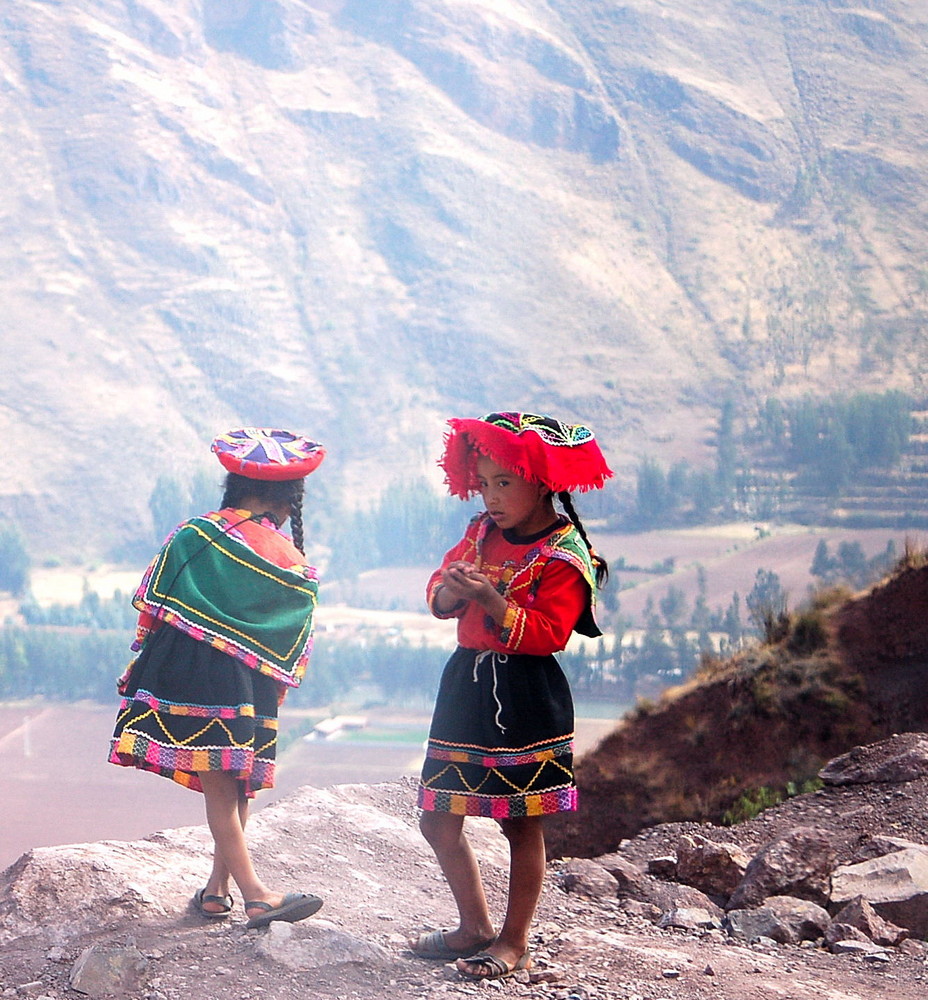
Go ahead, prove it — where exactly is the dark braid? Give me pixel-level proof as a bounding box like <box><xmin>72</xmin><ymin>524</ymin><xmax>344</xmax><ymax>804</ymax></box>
<box><xmin>220</xmin><ymin>473</ymin><xmax>305</xmax><ymax>552</ymax></box>
<box><xmin>558</xmin><ymin>491</ymin><xmax>609</xmax><ymax>588</ymax></box>
<box><xmin>289</xmin><ymin>492</ymin><xmax>305</xmax><ymax>555</ymax></box>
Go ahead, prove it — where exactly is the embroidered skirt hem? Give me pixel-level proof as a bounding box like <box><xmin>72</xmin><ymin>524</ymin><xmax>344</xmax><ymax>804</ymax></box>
<box><xmin>108</xmin><ymin>623</ymin><xmax>280</xmax><ymax>796</ymax></box>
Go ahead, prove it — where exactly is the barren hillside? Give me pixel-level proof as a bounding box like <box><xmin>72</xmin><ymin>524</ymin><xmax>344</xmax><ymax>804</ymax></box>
<box><xmin>1</xmin><ymin>0</ymin><xmax>926</xmax><ymax>559</ymax></box>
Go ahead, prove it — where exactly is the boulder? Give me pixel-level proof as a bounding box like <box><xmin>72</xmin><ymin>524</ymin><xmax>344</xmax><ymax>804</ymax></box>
<box><xmin>675</xmin><ymin>834</ymin><xmax>750</xmax><ymax>899</ymax></box>
<box><xmin>831</xmin><ymin>894</ymin><xmax>908</xmax><ymax>946</ymax></box>
<box><xmin>559</xmin><ymin>858</ymin><xmax>619</xmax><ymax>898</ymax></box>
<box><xmin>724</xmin><ymin>896</ymin><xmax>830</xmax><ymax>945</ymax></box>
<box><xmin>831</xmin><ymin>848</ymin><xmax>928</xmax><ymax>939</ymax></box>
<box><xmin>727</xmin><ymin>827</ymin><xmax>836</xmax><ymax>910</ymax></box>
<box><xmin>820</xmin><ymin>733</ymin><xmax>928</xmax><ymax>786</ymax></box>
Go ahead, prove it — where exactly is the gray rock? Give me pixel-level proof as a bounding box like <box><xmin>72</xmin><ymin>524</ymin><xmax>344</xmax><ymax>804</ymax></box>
<box><xmin>763</xmin><ymin>895</ymin><xmax>832</xmax><ymax>941</ymax></box>
<box><xmin>658</xmin><ymin>906</ymin><xmax>721</xmax><ymax>931</ymax></box>
<box><xmin>831</xmin><ymin>894</ymin><xmax>908</xmax><ymax>946</ymax></box>
<box><xmin>824</xmin><ymin>922</ymin><xmax>871</xmax><ymax>949</ymax></box>
<box><xmin>851</xmin><ymin>835</ymin><xmax>928</xmax><ymax>863</ymax></box>
<box><xmin>675</xmin><ymin>834</ymin><xmax>750</xmax><ymax>899</ymax></box>
<box><xmin>0</xmin><ymin>836</ymin><xmax>213</xmax><ymax>946</ymax></box>
<box><xmin>646</xmin><ymin>856</ymin><xmax>678</xmax><ymax>878</ymax></box>
<box><xmin>728</xmin><ymin>827</ymin><xmax>836</xmax><ymax>910</ymax></box>
<box><xmin>724</xmin><ymin>896</ymin><xmax>830</xmax><ymax>945</ymax></box>
<box><xmin>69</xmin><ymin>943</ymin><xmax>149</xmax><ymax>997</ymax></box>
<box><xmin>829</xmin><ymin>939</ymin><xmax>890</xmax><ymax>957</ymax></box>
<box><xmin>558</xmin><ymin>858</ymin><xmax>619</xmax><ymax>898</ymax></box>
<box><xmin>831</xmin><ymin>848</ymin><xmax>928</xmax><ymax>939</ymax></box>
<box><xmin>724</xmin><ymin>907</ymin><xmax>793</xmax><ymax>944</ymax></box>
<box><xmin>596</xmin><ymin>853</ymin><xmax>648</xmax><ymax>897</ymax></box>
<box><xmin>254</xmin><ymin>920</ymin><xmax>391</xmax><ymax>971</ymax></box>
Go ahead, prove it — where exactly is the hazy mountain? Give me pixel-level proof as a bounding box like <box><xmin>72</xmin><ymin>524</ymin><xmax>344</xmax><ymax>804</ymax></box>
<box><xmin>1</xmin><ymin>0</ymin><xmax>925</xmax><ymax>559</ymax></box>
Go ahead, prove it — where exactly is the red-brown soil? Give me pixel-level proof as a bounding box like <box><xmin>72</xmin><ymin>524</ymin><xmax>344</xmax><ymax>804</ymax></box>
<box><xmin>546</xmin><ymin>561</ymin><xmax>928</xmax><ymax>858</ymax></box>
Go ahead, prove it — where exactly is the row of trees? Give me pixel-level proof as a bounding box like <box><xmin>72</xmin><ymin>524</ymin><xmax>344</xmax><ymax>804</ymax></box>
<box><xmin>757</xmin><ymin>390</ymin><xmax>914</xmax><ymax>496</ymax></box>
<box><xmin>631</xmin><ymin>390</ymin><xmax>916</xmax><ymax>527</ymax></box>
<box><xmin>0</xmin><ymin>536</ymin><xmax>906</xmax><ymax>710</ymax></box>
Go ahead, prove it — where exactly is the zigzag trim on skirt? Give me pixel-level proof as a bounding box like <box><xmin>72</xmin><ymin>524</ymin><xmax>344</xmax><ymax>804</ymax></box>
<box><xmin>424</xmin><ymin>733</ymin><xmax>573</xmax><ymax>768</ymax></box>
<box><xmin>121</xmin><ymin>688</ymin><xmax>272</xmax><ymax>722</ymax></box>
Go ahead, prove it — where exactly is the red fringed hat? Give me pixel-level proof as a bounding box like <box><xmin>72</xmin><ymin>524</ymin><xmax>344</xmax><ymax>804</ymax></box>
<box><xmin>211</xmin><ymin>428</ymin><xmax>326</xmax><ymax>481</ymax></box>
<box><xmin>439</xmin><ymin>412</ymin><xmax>612</xmax><ymax>499</ymax></box>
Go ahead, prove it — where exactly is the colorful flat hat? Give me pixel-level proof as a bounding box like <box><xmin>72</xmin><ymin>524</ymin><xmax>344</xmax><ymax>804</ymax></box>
<box><xmin>211</xmin><ymin>428</ymin><xmax>326</xmax><ymax>481</ymax></box>
<box><xmin>439</xmin><ymin>412</ymin><xmax>612</xmax><ymax>498</ymax></box>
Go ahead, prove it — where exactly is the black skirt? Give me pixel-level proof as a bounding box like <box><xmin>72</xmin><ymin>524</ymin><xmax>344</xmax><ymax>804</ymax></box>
<box><xmin>418</xmin><ymin>646</ymin><xmax>577</xmax><ymax>818</ymax></box>
<box><xmin>108</xmin><ymin>624</ymin><xmax>282</xmax><ymax>795</ymax></box>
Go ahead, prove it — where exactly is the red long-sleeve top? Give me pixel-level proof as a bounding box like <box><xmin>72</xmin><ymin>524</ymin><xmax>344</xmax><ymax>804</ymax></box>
<box><xmin>426</xmin><ymin>514</ymin><xmax>592</xmax><ymax>656</ymax></box>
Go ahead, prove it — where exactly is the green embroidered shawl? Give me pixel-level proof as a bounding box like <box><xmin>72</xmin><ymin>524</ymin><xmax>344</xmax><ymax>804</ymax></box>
<box><xmin>133</xmin><ymin>512</ymin><xmax>318</xmax><ymax>687</ymax></box>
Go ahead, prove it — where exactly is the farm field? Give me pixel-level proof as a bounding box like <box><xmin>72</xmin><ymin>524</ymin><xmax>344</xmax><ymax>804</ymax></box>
<box><xmin>321</xmin><ymin>522</ymin><xmax>912</xmax><ymax>626</ymax></box>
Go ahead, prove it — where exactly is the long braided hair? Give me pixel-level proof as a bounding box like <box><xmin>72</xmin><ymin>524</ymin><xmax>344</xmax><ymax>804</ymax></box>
<box><xmin>220</xmin><ymin>473</ymin><xmax>307</xmax><ymax>554</ymax></box>
<box><xmin>557</xmin><ymin>491</ymin><xmax>609</xmax><ymax>588</ymax></box>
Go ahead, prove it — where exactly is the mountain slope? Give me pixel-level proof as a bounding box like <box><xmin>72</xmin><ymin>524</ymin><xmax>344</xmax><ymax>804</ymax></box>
<box><xmin>1</xmin><ymin>0</ymin><xmax>926</xmax><ymax>558</ymax></box>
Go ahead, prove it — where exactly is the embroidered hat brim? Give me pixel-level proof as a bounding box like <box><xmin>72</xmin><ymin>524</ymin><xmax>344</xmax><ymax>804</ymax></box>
<box><xmin>439</xmin><ymin>412</ymin><xmax>612</xmax><ymax>498</ymax></box>
<box><xmin>211</xmin><ymin>428</ymin><xmax>326</xmax><ymax>481</ymax></box>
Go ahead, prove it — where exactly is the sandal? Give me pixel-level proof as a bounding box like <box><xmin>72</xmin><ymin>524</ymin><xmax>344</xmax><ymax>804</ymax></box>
<box><xmin>409</xmin><ymin>928</ymin><xmax>496</xmax><ymax>960</ymax></box>
<box><xmin>244</xmin><ymin>892</ymin><xmax>323</xmax><ymax>929</ymax></box>
<box><xmin>192</xmin><ymin>887</ymin><xmax>233</xmax><ymax>919</ymax></box>
<box><xmin>456</xmin><ymin>951</ymin><xmax>532</xmax><ymax>981</ymax></box>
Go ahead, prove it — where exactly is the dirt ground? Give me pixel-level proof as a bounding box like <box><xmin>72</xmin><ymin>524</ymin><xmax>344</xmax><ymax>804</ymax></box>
<box><xmin>3</xmin><ymin>762</ymin><xmax>928</xmax><ymax>1000</ymax></box>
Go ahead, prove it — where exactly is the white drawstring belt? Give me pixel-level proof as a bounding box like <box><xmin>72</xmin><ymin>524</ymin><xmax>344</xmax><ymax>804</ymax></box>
<box><xmin>473</xmin><ymin>650</ymin><xmax>509</xmax><ymax>732</ymax></box>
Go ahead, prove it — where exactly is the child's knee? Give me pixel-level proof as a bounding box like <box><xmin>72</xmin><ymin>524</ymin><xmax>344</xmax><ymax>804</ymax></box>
<box><xmin>419</xmin><ymin>811</ymin><xmax>459</xmax><ymax>848</ymax></box>
<box><xmin>418</xmin><ymin>810</ymin><xmax>442</xmax><ymax>844</ymax></box>
<box><xmin>498</xmin><ymin>816</ymin><xmax>542</xmax><ymax>846</ymax></box>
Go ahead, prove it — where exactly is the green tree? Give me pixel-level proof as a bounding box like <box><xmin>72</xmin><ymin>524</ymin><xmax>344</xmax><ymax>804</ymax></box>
<box><xmin>715</xmin><ymin>399</ymin><xmax>738</xmax><ymax>510</ymax></box>
<box><xmin>659</xmin><ymin>585</ymin><xmax>687</xmax><ymax>629</ymax></box>
<box><xmin>836</xmin><ymin>541</ymin><xmax>869</xmax><ymax>588</ymax></box>
<box><xmin>722</xmin><ymin>593</ymin><xmax>743</xmax><ymax>647</ymax></box>
<box><xmin>0</xmin><ymin>524</ymin><xmax>30</xmax><ymax>595</ymax></box>
<box><xmin>149</xmin><ymin>474</ymin><xmax>189</xmax><ymax>542</ymax></box>
<box><xmin>810</xmin><ymin>539</ymin><xmax>836</xmax><ymax>583</ymax></box>
<box><xmin>634</xmin><ymin>458</ymin><xmax>671</xmax><ymax>526</ymax></box>
<box><xmin>745</xmin><ymin>569</ymin><xmax>787</xmax><ymax>637</ymax></box>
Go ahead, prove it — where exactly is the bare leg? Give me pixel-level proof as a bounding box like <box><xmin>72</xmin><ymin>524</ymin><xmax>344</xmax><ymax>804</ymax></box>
<box><xmin>199</xmin><ymin>783</ymin><xmax>250</xmax><ymax>913</ymax></box>
<box><xmin>199</xmin><ymin>771</ymin><xmax>286</xmax><ymax>920</ymax></box>
<box><xmin>414</xmin><ymin>811</ymin><xmax>496</xmax><ymax>952</ymax></box>
<box><xmin>456</xmin><ymin>816</ymin><xmax>545</xmax><ymax>975</ymax></box>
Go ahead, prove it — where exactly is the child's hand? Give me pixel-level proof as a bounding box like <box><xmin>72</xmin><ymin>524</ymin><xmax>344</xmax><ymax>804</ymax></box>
<box><xmin>441</xmin><ymin>561</ymin><xmax>492</xmax><ymax>603</ymax></box>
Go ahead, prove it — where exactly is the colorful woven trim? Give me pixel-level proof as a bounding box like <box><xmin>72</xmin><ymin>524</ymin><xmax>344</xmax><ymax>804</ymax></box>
<box><xmin>439</xmin><ymin>412</ymin><xmax>612</xmax><ymax>498</ymax></box>
<box><xmin>419</xmin><ymin>729</ymin><xmax>577</xmax><ymax>817</ymax></box>
<box><xmin>108</xmin><ymin>731</ymin><xmax>276</xmax><ymax>793</ymax></box>
<box><xmin>109</xmin><ymin>689</ymin><xmax>278</xmax><ymax>796</ymax></box>
<box><xmin>133</xmin><ymin>513</ymin><xmax>318</xmax><ymax>687</ymax></box>
<box><xmin>418</xmin><ymin>785</ymin><xmax>577</xmax><ymax>817</ymax></box>
<box><xmin>125</xmin><ymin>688</ymin><xmax>261</xmax><ymax>721</ymax></box>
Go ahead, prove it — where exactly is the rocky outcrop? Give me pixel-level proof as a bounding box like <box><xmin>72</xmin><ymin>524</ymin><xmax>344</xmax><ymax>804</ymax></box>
<box><xmin>585</xmin><ymin>734</ymin><xmax>928</xmax><ymax>957</ymax></box>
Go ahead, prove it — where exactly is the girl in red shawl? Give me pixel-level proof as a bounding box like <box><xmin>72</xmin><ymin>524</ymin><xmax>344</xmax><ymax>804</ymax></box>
<box><xmin>409</xmin><ymin>413</ymin><xmax>612</xmax><ymax>980</ymax></box>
